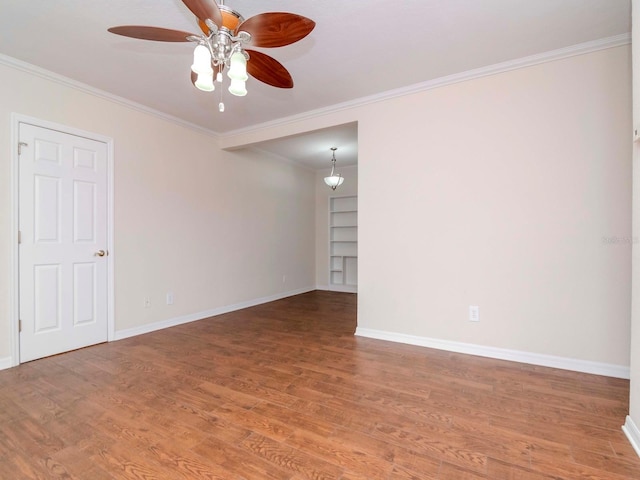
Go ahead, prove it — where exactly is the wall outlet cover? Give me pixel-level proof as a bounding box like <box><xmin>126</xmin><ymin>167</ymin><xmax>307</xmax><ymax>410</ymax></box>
<box><xmin>469</xmin><ymin>305</ymin><xmax>480</xmax><ymax>322</ymax></box>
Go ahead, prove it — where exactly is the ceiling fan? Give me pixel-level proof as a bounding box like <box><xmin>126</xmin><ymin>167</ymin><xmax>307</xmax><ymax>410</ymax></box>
<box><xmin>108</xmin><ymin>0</ymin><xmax>315</xmax><ymax>111</ymax></box>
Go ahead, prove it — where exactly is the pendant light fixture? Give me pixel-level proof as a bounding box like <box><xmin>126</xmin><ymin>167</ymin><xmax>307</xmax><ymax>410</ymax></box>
<box><xmin>324</xmin><ymin>147</ymin><xmax>344</xmax><ymax>190</ymax></box>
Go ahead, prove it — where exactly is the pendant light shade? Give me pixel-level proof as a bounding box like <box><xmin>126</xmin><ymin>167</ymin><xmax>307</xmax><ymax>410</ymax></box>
<box><xmin>195</xmin><ymin>72</ymin><xmax>215</xmax><ymax>91</ymax></box>
<box><xmin>228</xmin><ymin>78</ymin><xmax>248</xmax><ymax>96</ymax></box>
<box><xmin>191</xmin><ymin>45</ymin><xmax>213</xmax><ymax>75</ymax></box>
<box><xmin>324</xmin><ymin>175</ymin><xmax>344</xmax><ymax>189</ymax></box>
<box><xmin>228</xmin><ymin>51</ymin><xmax>248</xmax><ymax>81</ymax></box>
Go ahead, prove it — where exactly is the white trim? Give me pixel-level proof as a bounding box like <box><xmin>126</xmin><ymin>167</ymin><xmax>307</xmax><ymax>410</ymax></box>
<box><xmin>10</xmin><ymin>115</ymin><xmax>20</xmax><ymax>367</ymax></box>
<box><xmin>10</xmin><ymin>114</ymin><xmax>115</xmax><ymax>366</ymax></box>
<box><xmin>0</xmin><ymin>357</ymin><xmax>13</xmax><ymax>371</ymax></box>
<box><xmin>106</xmin><ymin>136</ymin><xmax>116</xmax><ymax>343</ymax></box>
<box><xmin>113</xmin><ymin>286</ymin><xmax>315</xmax><ymax>341</ymax></box>
<box><xmin>327</xmin><ymin>285</ymin><xmax>357</xmax><ymax>294</ymax></box>
<box><xmin>355</xmin><ymin>327</ymin><xmax>630</xmax><ymax>379</ymax></box>
<box><xmin>0</xmin><ymin>53</ymin><xmax>219</xmax><ymax>140</ymax></box>
<box><xmin>221</xmin><ymin>34</ymin><xmax>631</xmax><ymax>142</ymax></box>
<box><xmin>316</xmin><ymin>284</ymin><xmax>358</xmax><ymax>293</ymax></box>
<box><xmin>623</xmin><ymin>416</ymin><xmax>640</xmax><ymax>458</ymax></box>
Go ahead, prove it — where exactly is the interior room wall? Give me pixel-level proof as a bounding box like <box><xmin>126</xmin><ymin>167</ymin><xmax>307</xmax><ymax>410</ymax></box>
<box><xmin>356</xmin><ymin>45</ymin><xmax>632</xmax><ymax>371</ymax></box>
<box><xmin>0</xmin><ymin>61</ymin><xmax>316</xmax><ymax>365</ymax></box>
<box><xmin>315</xmin><ymin>165</ymin><xmax>358</xmax><ymax>289</ymax></box>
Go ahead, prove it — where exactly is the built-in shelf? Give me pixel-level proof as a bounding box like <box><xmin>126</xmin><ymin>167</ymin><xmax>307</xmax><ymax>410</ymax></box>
<box><xmin>329</xmin><ymin>196</ymin><xmax>357</xmax><ymax>292</ymax></box>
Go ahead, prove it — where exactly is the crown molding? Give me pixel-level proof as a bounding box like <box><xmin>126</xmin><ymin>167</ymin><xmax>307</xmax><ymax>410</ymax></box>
<box><xmin>0</xmin><ymin>53</ymin><xmax>220</xmax><ymax>140</ymax></box>
<box><xmin>0</xmin><ymin>33</ymin><xmax>630</xmax><ymax>143</ymax></box>
<box><xmin>222</xmin><ymin>33</ymin><xmax>631</xmax><ymax>140</ymax></box>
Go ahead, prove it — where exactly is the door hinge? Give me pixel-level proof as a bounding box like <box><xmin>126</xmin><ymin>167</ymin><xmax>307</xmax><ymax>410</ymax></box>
<box><xmin>18</xmin><ymin>230</ymin><xmax>21</xmax><ymax>244</ymax></box>
<box><xmin>18</xmin><ymin>142</ymin><xmax>28</xmax><ymax>155</ymax></box>
<box><xmin>19</xmin><ymin>320</ymin><xmax>22</xmax><ymax>333</ymax></box>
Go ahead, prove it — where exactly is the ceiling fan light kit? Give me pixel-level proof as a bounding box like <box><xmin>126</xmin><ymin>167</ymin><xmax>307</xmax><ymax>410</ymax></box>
<box><xmin>108</xmin><ymin>0</ymin><xmax>315</xmax><ymax>112</ymax></box>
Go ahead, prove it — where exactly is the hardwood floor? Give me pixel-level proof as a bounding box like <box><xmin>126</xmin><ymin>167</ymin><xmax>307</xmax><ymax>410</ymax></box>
<box><xmin>1</xmin><ymin>290</ymin><xmax>638</xmax><ymax>479</ymax></box>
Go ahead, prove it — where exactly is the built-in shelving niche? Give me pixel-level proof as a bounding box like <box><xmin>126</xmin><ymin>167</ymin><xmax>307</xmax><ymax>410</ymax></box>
<box><xmin>329</xmin><ymin>195</ymin><xmax>357</xmax><ymax>292</ymax></box>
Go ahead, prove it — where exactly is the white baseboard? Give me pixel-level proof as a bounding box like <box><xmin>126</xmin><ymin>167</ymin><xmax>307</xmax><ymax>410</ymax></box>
<box><xmin>316</xmin><ymin>284</ymin><xmax>357</xmax><ymax>293</ymax></box>
<box><xmin>623</xmin><ymin>416</ymin><xmax>640</xmax><ymax>458</ymax></box>
<box><xmin>335</xmin><ymin>286</ymin><xmax>357</xmax><ymax>293</ymax></box>
<box><xmin>355</xmin><ymin>327</ymin><xmax>630</xmax><ymax>379</ymax></box>
<box><xmin>0</xmin><ymin>356</ymin><xmax>13</xmax><ymax>371</ymax></box>
<box><xmin>329</xmin><ymin>285</ymin><xmax>358</xmax><ymax>293</ymax></box>
<box><xmin>113</xmin><ymin>286</ymin><xmax>315</xmax><ymax>341</ymax></box>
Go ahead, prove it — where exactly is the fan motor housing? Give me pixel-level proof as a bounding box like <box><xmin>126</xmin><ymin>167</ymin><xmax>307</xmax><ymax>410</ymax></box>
<box><xmin>219</xmin><ymin>5</ymin><xmax>244</xmax><ymax>32</ymax></box>
<box><xmin>198</xmin><ymin>5</ymin><xmax>244</xmax><ymax>35</ymax></box>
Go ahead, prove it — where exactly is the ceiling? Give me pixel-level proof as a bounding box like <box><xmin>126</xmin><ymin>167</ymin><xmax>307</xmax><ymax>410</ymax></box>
<box><xmin>251</xmin><ymin>123</ymin><xmax>358</xmax><ymax>170</ymax></box>
<box><xmin>0</xmin><ymin>0</ymin><xmax>631</xmax><ymax>169</ymax></box>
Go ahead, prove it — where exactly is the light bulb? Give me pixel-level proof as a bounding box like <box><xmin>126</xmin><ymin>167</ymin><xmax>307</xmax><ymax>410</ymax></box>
<box><xmin>191</xmin><ymin>45</ymin><xmax>213</xmax><ymax>75</ymax></box>
<box><xmin>194</xmin><ymin>72</ymin><xmax>215</xmax><ymax>92</ymax></box>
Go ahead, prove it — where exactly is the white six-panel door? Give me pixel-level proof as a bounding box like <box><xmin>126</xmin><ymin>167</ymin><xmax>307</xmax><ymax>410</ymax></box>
<box><xmin>19</xmin><ymin>123</ymin><xmax>108</xmax><ymax>362</ymax></box>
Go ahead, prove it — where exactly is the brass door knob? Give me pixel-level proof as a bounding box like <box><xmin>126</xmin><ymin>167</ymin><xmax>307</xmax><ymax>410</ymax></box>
<box><xmin>95</xmin><ymin>250</ymin><xmax>107</xmax><ymax>257</ymax></box>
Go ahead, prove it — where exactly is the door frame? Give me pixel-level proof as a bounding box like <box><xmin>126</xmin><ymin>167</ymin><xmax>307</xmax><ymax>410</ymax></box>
<box><xmin>10</xmin><ymin>113</ymin><xmax>115</xmax><ymax>367</ymax></box>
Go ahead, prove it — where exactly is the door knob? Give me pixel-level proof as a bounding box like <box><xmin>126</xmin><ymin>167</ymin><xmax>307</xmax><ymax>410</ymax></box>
<box><xmin>95</xmin><ymin>250</ymin><xmax>107</xmax><ymax>257</ymax></box>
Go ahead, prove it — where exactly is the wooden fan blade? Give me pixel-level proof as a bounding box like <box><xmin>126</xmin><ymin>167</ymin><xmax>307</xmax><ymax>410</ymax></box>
<box><xmin>239</xmin><ymin>13</ymin><xmax>315</xmax><ymax>48</ymax></box>
<box><xmin>108</xmin><ymin>26</ymin><xmax>195</xmax><ymax>42</ymax></box>
<box><xmin>246</xmin><ymin>50</ymin><xmax>293</xmax><ymax>88</ymax></box>
<box><xmin>182</xmin><ymin>0</ymin><xmax>223</xmax><ymax>27</ymax></box>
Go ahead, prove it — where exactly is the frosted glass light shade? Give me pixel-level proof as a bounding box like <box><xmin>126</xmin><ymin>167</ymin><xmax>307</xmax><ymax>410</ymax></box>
<box><xmin>191</xmin><ymin>45</ymin><xmax>213</xmax><ymax>75</ymax></box>
<box><xmin>228</xmin><ymin>78</ymin><xmax>247</xmax><ymax>96</ymax></box>
<box><xmin>227</xmin><ymin>51</ymin><xmax>248</xmax><ymax>81</ymax></box>
<box><xmin>324</xmin><ymin>175</ymin><xmax>344</xmax><ymax>188</ymax></box>
<box><xmin>195</xmin><ymin>72</ymin><xmax>215</xmax><ymax>92</ymax></box>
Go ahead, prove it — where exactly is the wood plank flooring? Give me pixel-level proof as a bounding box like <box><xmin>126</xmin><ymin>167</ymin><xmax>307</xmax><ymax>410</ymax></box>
<box><xmin>1</xmin><ymin>290</ymin><xmax>638</xmax><ymax>479</ymax></box>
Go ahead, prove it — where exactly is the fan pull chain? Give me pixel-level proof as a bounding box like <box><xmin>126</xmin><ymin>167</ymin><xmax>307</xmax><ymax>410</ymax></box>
<box><xmin>219</xmin><ymin>81</ymin><xmax>225</xmax><ymax>112</ymax></box>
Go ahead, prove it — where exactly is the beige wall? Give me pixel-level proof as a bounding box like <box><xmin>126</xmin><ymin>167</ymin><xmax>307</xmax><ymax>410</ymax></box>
<box><xmin>357</xmin><ymin>46</ymin><xmax>632</xmax><ymax>367</ymax></box>
<box><xmin>315</xmin><ymin>165</ymin><xmax>359</xmax><ymax>288</ymax></box>
<box><xmin>0</xmin><ymin>62</ymin><xmax>316</xmax><ymax>363</ymax></box>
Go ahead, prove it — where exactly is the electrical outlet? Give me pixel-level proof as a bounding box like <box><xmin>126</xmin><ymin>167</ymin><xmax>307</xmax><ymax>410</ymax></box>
<box><xmin>469</xmin><ymin>305</ymin><xmax>479</xmax><ymax>322</ymax></box>
<box><xmin>144</xmin><ymin>297</ymin><xmax>151</xmax><ymax>308</ymax></box>
<box><xmin>166</xmin><ymin>292</ymin><xmax>174</xmax><ymax>305</ymax></box>
<box><xmin>282</xmin><ymin>275</ymin><xmax>286</xmax><ymax>284</ymax></box>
